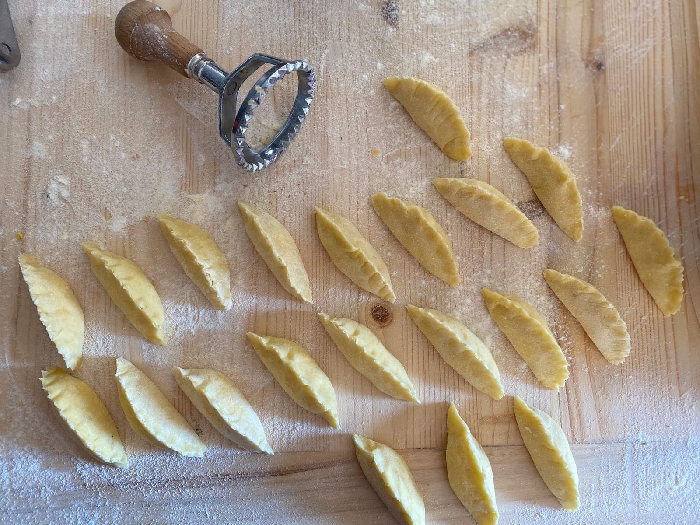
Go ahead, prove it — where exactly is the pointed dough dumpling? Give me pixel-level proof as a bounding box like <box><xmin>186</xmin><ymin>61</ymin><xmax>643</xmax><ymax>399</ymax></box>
<box><xmin>433</xmin><ymin>178</ymin><xmax>539</xmax><ymax>248</ymax></box>
<box><xmin>41</xmin><ymin>367</ymin><xmax>128</xmax><ymax>468</ymax></box>
<box><xmin>513</xmin><ymin>396</ymin><xmax>579</xmax><ymax>510</ymax></box>
<box><xmin>238</xmin><ymin>201</ymin><xmax>313</xmax><ymax>303</ymax></box>
<box><xmin>173</xmin><ymin>367</ymin><xmax>272</xmax><ymax>453</ymax></box>
<box><xmin>82</xmin><ymin>243</ymin><xmax>165</xmax><ymax>345</ymax></box>
<box><xmin>503</xmin><ymin>137</ymin><xmax>583</xmax><ymax>242</ymax></box>
<box><xmin>446</xmin><ymin>404</ymin><xmax>498</xmax><ymax>525</ymax></box>
<box><xmin>543</xmin><ymin>269</ymin><xmax>630</xmax><ymax>364</ymax></box>
<box><xmin>372</xmin><ymin>193</ymin><xmax>459</xmax><ymax>287</ymax></box>
<box><xmin>315</xmin><ymin>207</ymin><xmax>395</xmax><ymax>302</ymax></box>
<box><xmin>612</xmin><ymin>206</ymin><xmax>684</xmax><ymax>316</ymax></box>
<box><xmin>482</xmin><ymin>289</ymin><xmax>568</xmax><ymax>390</ymax></box>
<box><xmin>157</xmin><ymin>214</ymin><xmax>231</xmax><ymax>310</ymax></box>
<box><xmin>406</xmin><ymin>305</ymin><xmax>503</xmax><ymax>400</ymax></box>
<box><xmin>19</xmin><ymin>254</ymin><xmax>84</xmax><ymax>370</ymax></box>
<box><xmin>115</xmin><ymin>358</ymin><xmax>206</xmax><ymax>457</ymax></box>
<box><xmin>246</xmin><ymin>333</ymin><xmax>339</xmax><ymax>428</ymax></box>
<box><xmin>318</xmin><ymin>313</ymin><xmax>419</xmax><ymax>402</ymax></box>
<box><xmin>353</xmin><ymin>434</ymin><xmax>426</xmax><ymax>525</ymax></box>
<box><xmin>383</xmin><ymin>76</ymin><xmax>471</xmax><ymax>161</ymax></box>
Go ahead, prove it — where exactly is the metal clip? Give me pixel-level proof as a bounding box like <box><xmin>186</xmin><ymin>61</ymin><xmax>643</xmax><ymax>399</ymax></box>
<box><xmin>0</xmin><ymin>0</ymin><xmax>20</xmax><ymax>72</ymax></box>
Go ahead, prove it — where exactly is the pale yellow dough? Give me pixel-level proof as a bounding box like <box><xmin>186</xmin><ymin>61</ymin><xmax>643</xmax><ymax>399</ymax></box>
<box><xmin>315</xmin><ymin>207</ymin><xmax>395</xmax><ymax>302</ymax></box>
<box><xmin>482</xmin><ymin>289</ymin><xmax>568</xmax><ymax>390</ymax></box>
<box><xmin>238</xmin><ymin>201</ymin><xmax>313</xmax><ymax>303</ymax></box>
<box><xmin>173</xmin><ymin>367</ymin><xmax>272</xmax><ymax>453</ymax></box>
<box><xmin>318</xmin><ymin>313</ymin><xmax>419</xmax><ymax>403</ymax></box>
<box><xmin>383</xmin><ymin>76</ymin><xmax>471</xmax><ymax>161</ymax></box>
<box><xmin>19</xmin><ymin>254</ymin><xmax>84</xmax><ymax>370</ymax></box>
<box><xmin>406</xmin><ymin>305</ymin><xmax>503</xmax><ymax>400</ymax></box>
<box><xmin>115</xmin><ymin>358</ymin><xmax>206</xmax><ymax>457</ymax></box>
<box><xmin>41</xmin><ymin>367</ymin><xmax>128</xmax><ymax>468</ymax></box>
<box><xmin>157</xmin><ymin>214</ymin><xmax>232</xmax><ymax>311</ymax></box>
<box><xmin>446</xmin><ymin>404</ymin><xmax>499</xmax><ymax>525</ymax></box>
<box><xmin>371</xmin><ymin>193</ymin><xmax>459</xmax><ymax>287</ymax></box>
<box><xmin>612</xmin><ymin>205</ymin><xmax>684</xmax><ymax>316</ymax></box>
<box><xmin>544</xmin><ymin>269</ymin><xmax>630</xmax><ymax>364</ymax></box>
<box><xmin>513</xmin><ymin>396</ymin><xmax>579</xmax><ymax>510</ymax></box>
<box><xmin>246</xmin><ymin>333</ymin><xmax>339</xmax><ymax>428</ymax></box>
<box><xmin>353</xmin><ymin>434</ymin><xmax>426</xmax><ymax>525</ymax></box>
<box><xmin>503</xmin><ymin>137</ymin><xmax>583</xmax><ymax>242</ymax></box>
<box><xmin>433</xmin><ymin>178</ymin><xmax>539</xmax><ymax>248</ymax></box>
<box><xmin>82</xmin><ymin>242</ymin><xmax>165</xmax><ymax>345</ymax></box>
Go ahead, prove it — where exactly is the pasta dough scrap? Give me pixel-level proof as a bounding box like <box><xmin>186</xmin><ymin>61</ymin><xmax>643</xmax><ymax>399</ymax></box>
<box><xmin>383</xmin><ymin>76</ymin><xmax>471</xmax><ymax>161</ymax></box>
<box><xmin>238</xmin><ymin>201</ymin><xmax>313</xmax><ymax>304</ymax></box>
<box><xmin>246</xmin><ymin>333</ymin><xmax>339</xmax><ymax>428</ymax></box>
<box><xmin>353</xmin><ymin>434</ymin><xmax>426</xmax><ymax>525</ymax></box>
<box><xmin>503</xmin><ymin>137</ymin><xmax>583</xmax><ymax>242</ymax></box>
<box><xmin>19</xmin><ymin>254</ymin><xmax>84</xmax><ymax>370</ymax></box>
<box><xmin>115</xmin><ymin>358</ymin><xmax>206</xmax><ymax>457</ymax></box>
<box><xmin>433</xmin><ymin>178</ymin><xmax>539</xmax><ymax>248</ymax></box>
<box><xmin>513</xmin><ymin>396</ymin><xmax>579</xmax><ymax>511</ymax></box>
<box><xmin>482</xmin><ymin>289</ymin><xmax>568</xmax><ymax>390</ymax></box>
<box><xmin>82</xmin><ymin>242</ymin><xmax>165</xmax><ymax>345</ymax></box>
<box><xmin>612</xmin><ymin>205</ymin><xmax>684</xmax><ymax>316</ymax></box>
<box><xmin>157</xmin><ymin>214</ymin><xmax>232</xmax><ymax>311</ymax></box>
<box><xmin>543</xmin><ymin>269</ymin><xmax>630</xmax><ymax>364</ymax></box>
<box><xmin>318</xmin><ymin>313</ymin><xmax>419</xmax><ymax>403</ymax></box>
<box><xmin>315</xmin><ymin>207</ymin><xmax>395</xmax><ymax>302</ymax></box>
<box><xmin>173</xmin><ymin>367</ymin><xmax>272</xmax><ymax>453</ymax></box>
<box><xmin>41</xmin><ymin>367</ymin><xmax>128</xmax><ymax>468</ymax></box>
<box><xmin>446</xmin><ymin>404</ymin><xmax>499</xmax><ymax>525</ymax></box>
<box><xmin>406</xmin><ymin>305</ymin><xmax>503</xmax><ymax>400</ymax></box>
<box><xmin>371</xmin><ymin>193</ymin><xmax>460</xmax><ymax>287</ymax></box>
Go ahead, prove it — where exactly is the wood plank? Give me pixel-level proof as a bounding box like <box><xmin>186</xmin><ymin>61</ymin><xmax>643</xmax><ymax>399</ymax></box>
<box><xmin>3</xmin><ymin>443</ymin><xmax>698</xmax><ymax>523</ymax></box>
<box><xmin>1</xmin><ymin>0</ymin><xmax>698</xmax><ymax>522</ymax></box>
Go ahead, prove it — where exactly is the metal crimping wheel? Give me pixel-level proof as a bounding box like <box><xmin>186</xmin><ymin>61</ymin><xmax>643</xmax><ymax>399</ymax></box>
<box><xmin>115</xmin><ymin>1</ymin><xmax>315</xmax><ymax>171</ymax></box>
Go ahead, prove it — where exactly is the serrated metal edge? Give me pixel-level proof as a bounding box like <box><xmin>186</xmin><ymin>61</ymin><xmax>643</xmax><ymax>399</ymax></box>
<box><xmin>232</xmin><ymin>61</ymin><xmax>315</xmax><ymax>171</ymax></box>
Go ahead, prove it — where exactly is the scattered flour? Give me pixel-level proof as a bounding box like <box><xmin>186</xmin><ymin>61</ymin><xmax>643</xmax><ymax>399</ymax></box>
<box><xmin>27</xmin><ymin>141</ymin><xmax>46</xmax><ymax>159</ymax></box>
<box><xmin>44</xmin><ymin>174</ymin><xmax>71</xmax><ymax>204</ymax></box>
<box><xmin>552</xmin><ymin>143</ymin><xmax>572</xmax><ymax>160</ymax></box>
<box><xmin>414</xmin><ymin>49</ymin><xmax>438</xmax><ymax>68</ymax></box>
<box><xmin>0</xmin><ymin>0</ymin><xmax>697</xmax><ymax>522</ymax></box>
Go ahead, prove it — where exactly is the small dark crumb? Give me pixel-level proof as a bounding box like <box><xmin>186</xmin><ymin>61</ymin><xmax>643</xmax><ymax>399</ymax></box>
<box><xmin>370</xmin><ymin>303</ymin><xmax>393</xmax><ymax>328</ymax></box>
<box><xmin>583</xmin><ymin>48</ymin><xmax>605</xmax><ymax>73</ymax></box>
<box><xmin>133</xmin><ymin>153</ymin><xmax>141</xmax><ymax>160</ymax></box>
<box><xmin>195</xmin><ymin>427</ymin><xmax>203</xmax><ymax>436</ymax></box>
<box><xmin>381</xmin><ymin>0</ymin><xmax>399</xmax><ymax>27</ymax></box>
<box><xmin>516</xmin><ymin>199</ymin><xmax>546</xmax><ymax>220</ymax></box>
<box><xmin>584</xmin><ymin>55</ymin><xmax>605</xmax><ymax>72</ymax></box>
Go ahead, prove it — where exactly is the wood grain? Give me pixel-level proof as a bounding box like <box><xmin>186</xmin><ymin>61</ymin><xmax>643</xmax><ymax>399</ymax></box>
<box><xmin>1</xmin><ymin>0</ymin><xmax>698</xmax><ymax>523</ymax></box>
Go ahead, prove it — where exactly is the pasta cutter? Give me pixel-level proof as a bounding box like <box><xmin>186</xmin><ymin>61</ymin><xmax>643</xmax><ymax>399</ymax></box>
<box><xmin>115</xmin><ymin>0</ymin><xmax>315</xmax><ymax>171</ymax></box>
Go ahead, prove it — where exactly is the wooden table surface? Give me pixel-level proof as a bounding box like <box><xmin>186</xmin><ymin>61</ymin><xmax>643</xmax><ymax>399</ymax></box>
<box><xmin>1</xmin><ymin>0</ymin><xmax>699</xmax><ymax>523</ymax></box>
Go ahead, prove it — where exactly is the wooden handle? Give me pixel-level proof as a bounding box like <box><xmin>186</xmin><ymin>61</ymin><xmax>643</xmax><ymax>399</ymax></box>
<box><xmin>115</xmin><ymin>0</ymin><xmax>203</xmax><ymax>77</ymax></box>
